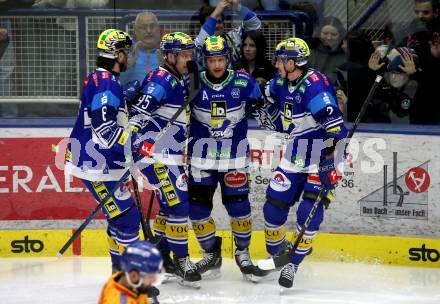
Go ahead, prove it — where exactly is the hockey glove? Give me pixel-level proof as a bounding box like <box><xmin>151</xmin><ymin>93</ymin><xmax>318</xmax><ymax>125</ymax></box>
<box><xmin>131</xmin><ymin>132</ymin><xmax>155</xmax><ymax>161</ymax></box>
<box><xmin>122</xmin><ymin>80</ymin><xmax>141</xmax><ymax>107</ymax></box>
<box><xmin>318</xmin><ymin>157</ymin><xmax>342</xmax><ymax>190</ymax></box>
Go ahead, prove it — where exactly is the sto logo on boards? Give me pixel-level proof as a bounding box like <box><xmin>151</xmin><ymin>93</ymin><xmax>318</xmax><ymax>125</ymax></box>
<box><xmin>409</xmin><ymin>244</ymin><xmax>439</xmax><ymax>262</ymax></box>
<box><xmin>10</xmin><ymin>236</ymin><xmax>44</xmax><ymax>253</ymax></box>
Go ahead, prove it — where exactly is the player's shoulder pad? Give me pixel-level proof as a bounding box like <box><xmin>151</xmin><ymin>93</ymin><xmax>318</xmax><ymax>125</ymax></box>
<box><xmin>148</xmin><ymin>68</ymin><xmax>174</xmax><ymax>86</ymax></box>
<box><xmin>303</xmin><ymin>68</ymin><xmax>331</xmax><ymax>88</ymax></box>
<box><xmin>233</xmin><ymin>69</ymin><xmax>255</xmax><ymax>88</ymax></box>
<box><xmin>273</xmin><ymin>73</ymin><xmax>286</xmax><ymax>87</ymax></box>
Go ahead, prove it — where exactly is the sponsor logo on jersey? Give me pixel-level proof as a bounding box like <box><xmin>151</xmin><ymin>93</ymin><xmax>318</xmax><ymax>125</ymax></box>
<box><xmin>147</xmin><ymin>71</ymin><xmax>153</xmax><ymax>81</ymax></box>
<box><xmin>310</xmin><ymin>73</ymin><xmax>319</xmax><ymax>82</ymax></box>
<box><xmin>307</xmin><ymin>174</ymin><xmax>321</xmax><ymax>185</ymax></box>
<box><xmin>93</xmin><ymin>73</ymin><xmax>99</xmax><ymax>87</ymax></box>
<box><xmin>176</xmin><ymin>173</ymin><xmax>188</xmax><ymax>191</ymax></box>
<box><xmin>82</xmin><ymin>75</ymin><xmax>90</xmax><ymax>87</ymax></box>
<box><xmin>211</xmin><ymin>101</ymin><xmax>227</xmax><ymax>128</ymax></box>
<box><xmin>231</xmin><ymin>88</ymin><xmax>240</xmax><ymax>99</ymax></box>
<box><xmin>282</xmin><ymin>102</ymin><xmax>293</xmax><ymax>131</ymax></box>
<box><xmin>157</xmin><ymin>70</ymin><xmax>166</xmax><ymax>77</ymax></box>
<box><xmin>234</xmin><ymin>79</ymin><xmax>248</xmax><ymax>87</ymax></box>
<box><xmin>270</xmin><ymin>171</ymin><xmax>291</xmax><ymax>191</ymax></box>
<box><xmin>114</xmin><ymin>183</ymin><xmax>131</xmax><ymax>200</ymax></box>
<box><xmin>224</xmin><ymin>171</ymin><xmax>247</xmax><ymax>188</ymax></box>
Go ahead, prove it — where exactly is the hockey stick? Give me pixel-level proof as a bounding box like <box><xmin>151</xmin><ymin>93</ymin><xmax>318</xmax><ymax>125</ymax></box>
<box><xmin>132</xmin><ymin>175</ymin><xmax>161</xmax><ymax>244</ymax></box>
<box><xmin>257</xmin><ymin>75</ymin><xmax>383</xmax><ymax>271</ymax></box>
<box><xmin>57</xmin><ymin>61</ymin><xmax>200</xmax><ymax>257</ymax></box>
<box><xmin>57</xmin><ymin>170</ymin><xmax>132</xmax><ymax>257</ymax></box>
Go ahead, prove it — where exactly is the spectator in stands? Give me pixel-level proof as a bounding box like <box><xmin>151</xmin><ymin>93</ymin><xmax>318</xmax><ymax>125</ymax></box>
<box><xmin>368</xmin><ymin>47</ymin><xmax>419</xmax><ymax>123</ymax></box>
<box><xmin>120</xmin><ymin>11</ymin><xmax>163</xmax><ymax>84</ymax></box>
<box><xmin>395</xmin><ymin>0</ymin><xmax>438</xmax><ymax>68</ymax></box>
<box><xmin>335</xmin><ymin>32</ymin><xmax>376</xmax><ymax>122</ymax></box>
<box><xmin>196</xmin><ymin>0</ymin><xmax>261</xmax><ymax>69</ymax></box>
<box><xmin>239</xmin><ymin>30</ymin><xmax>276</xmax><ymax>87</ymax></box>
<box><xmin>411</xmin><ymin>18</ymin><xmax>440</xmax><ymax>124</ymax></box>
<box><xmin>309</xmin><ymin>16</ymin><xmax>346</xmax><ymax>83</ymax></box>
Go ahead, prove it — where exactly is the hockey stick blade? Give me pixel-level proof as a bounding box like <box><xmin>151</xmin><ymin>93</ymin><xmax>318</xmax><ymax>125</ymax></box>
<box><xmin>256</xmin><ymin>75</ymin><xmax>383</xmax><ymax>271</ymax></box>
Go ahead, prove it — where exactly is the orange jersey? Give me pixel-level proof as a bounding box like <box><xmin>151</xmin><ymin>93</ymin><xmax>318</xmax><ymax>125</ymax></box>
<box><xmin>99</xmin><ymin>272</ymin><xmax>148</xmax><ymax>304</ymax></box>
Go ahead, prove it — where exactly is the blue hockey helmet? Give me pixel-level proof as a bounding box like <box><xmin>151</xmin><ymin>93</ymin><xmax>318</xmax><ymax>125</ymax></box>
<box><xmin>97</xmin><ymin>29</ymin><xmax>133</xmax><ymax>59</ymax></box>
<box><xmin>274</xmin><ymin>37</ymin><xmax>310</xmax><ymax>66</ymax></box>
<box><xmin>120</xmin><ymin>241</ymin><xmax>163</xmax><ymax>274</ymax></box>
<box><xmin>160</xmin><ymin>32</ymin><xmax>195</xmax><ymax>55</ymax></box>
<box><xmin>202</xmin><ymin>36</ymin><xmax>231</xmax><ymax>59</ymax></box>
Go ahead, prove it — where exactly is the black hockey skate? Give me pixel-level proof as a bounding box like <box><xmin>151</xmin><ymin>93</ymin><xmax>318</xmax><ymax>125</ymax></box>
<box><xmin>278</xmin><ymin>263</ymin><xmax>299</xmax><ymax>289</ymax></box>
<box><xmin>194</xmin><ymin>236</ymin><xmax>222</xmax><ymax>279</ymax></box>
<box><xmin>161</xmin><ymin>250</ymin><xmax>176</xmax><ymax>282</ymax></box>
<box><xmin>251</xmin><ymin>241</ymin><xmax>294</xmax><ymax>283</ymax></box>
<box><xmin>173</xmin><ymin>255</ymin><xmax>201</xmax><ymax>288</ymax></box>
<box><xmin>234</xmin><ymin>247</ymin><xmax>255</xmax><ymax>281</ymax></box>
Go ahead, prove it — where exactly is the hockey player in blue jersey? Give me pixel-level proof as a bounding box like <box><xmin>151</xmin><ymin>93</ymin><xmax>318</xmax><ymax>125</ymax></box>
<box><xmin>65</xmin><ymin>29</ymin><xmax>141</xmax><ymax>273</ymax></box>
<box><xmin>128</xmin><ymin>32</ymin><xmax>201</xmax><ymax>288</ymax></box>
<box><xmin>187</xmin><ymin>36</ymin><xmax>264</xmax><ymax>280</ymax></box>
<box><xmin>253</xmin><ymin>37</ymin><xmax>348</xmax><ymax>288</ymax></box>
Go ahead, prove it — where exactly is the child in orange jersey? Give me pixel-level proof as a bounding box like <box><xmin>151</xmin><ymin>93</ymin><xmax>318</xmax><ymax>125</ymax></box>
<box><xmin>99</xmin><ymin>241</ymin><xmax>163</xmax><ymax>304</ymax></box>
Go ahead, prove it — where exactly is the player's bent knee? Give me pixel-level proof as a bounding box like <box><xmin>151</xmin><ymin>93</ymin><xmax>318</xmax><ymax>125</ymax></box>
<box><xmin>189</xmin><ymin>202</ymin><xmax>212</xmax><ymax>221</ymax></box>
<box><xmin>223</xmin><ymin>194</ymin><xmax>250</xmax><ymax>217</ymax></box>
<box><xmin>297</xmin><ymin>198</ymin><xmax>324</xmax><ymax>230</ymax></box>
<box><xmin>263</xmin><ymin>198</ymin><xmax>289</xmax><ymax>225</ymax></box>
<box><xmin>189</xmin><ymin>185</ymin><xmax>215</xmax><ymax>208</ymax></box>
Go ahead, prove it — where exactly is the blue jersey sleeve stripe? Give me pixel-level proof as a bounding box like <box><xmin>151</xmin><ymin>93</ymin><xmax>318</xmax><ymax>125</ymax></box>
<box><xmin>91</xmin><ymin>91</ymin><xmax>120</xmax><ymax>111</ymax></box>
<box><xmin>323</xmin><ymin>118</ymin><xmax>344</xmax><ymax>129</ymax></box>
<box><xmin>142</xmin><ymin>82</ymin><xmax>166</xmax><ymax>101</ymax></box>
<box><xmin>308</xmin><ymin>92</ymin><xmax>337</xmax><ymax>115</ymax></box>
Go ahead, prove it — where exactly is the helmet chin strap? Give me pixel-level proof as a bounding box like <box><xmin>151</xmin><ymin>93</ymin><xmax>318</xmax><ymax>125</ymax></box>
<box><xmin>125</xmin><ymin>272</ymin><xmax>144</xmax><ymax>290</ymax></box>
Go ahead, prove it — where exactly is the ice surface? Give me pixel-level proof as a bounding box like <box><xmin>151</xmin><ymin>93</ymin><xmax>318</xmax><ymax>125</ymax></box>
<box><xmin>0</xmin><ymin>257</ymin><xmax>439</xmax><ymax>304</ymax></box>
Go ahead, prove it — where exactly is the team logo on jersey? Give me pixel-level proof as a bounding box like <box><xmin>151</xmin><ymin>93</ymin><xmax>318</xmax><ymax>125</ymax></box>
<box><xmin>270</xmin><ymin>171</ymin><xmax>291</xmax><ymax>192</ymax></box>
<box><xmin>176</xmin><ymin>173</ymin><xmax>188</xmax><ymax>191</ymax></box>
<box><xmin>299</xmin><ymin>85</ymin><xmax>306</xmax><ymax>93</ymax></box>
<box><xmin>231</xmin><ymin>88</ymin><xmax>240</xmax><ymax>99</ymax></box>
<box><xmin>224</xmin><ymin>171</ymin><xmax>247</xmax><ymax>188</ymax></box>
<box><xmin>295</xmin><ymin>95</ymin><xmax>302</xmax><ymax>103</ymax></box>
<box><xmin>213</xmin><ymin>84</ymin><xmax>223</xmax><ymax>90</ymax></box>
<box><xmin>276</xmin><ymin>78</ymin><xmax>285</xmax><ymax>86</ymax></box>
